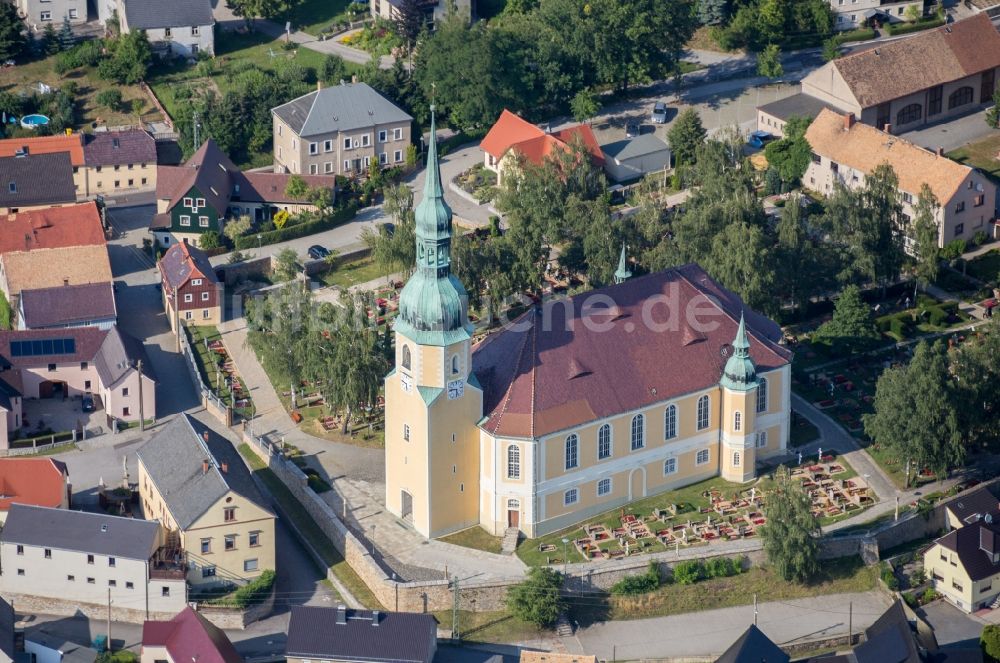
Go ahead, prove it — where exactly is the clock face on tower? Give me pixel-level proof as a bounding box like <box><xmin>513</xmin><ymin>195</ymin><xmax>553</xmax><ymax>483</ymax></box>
<box><xmin>401</xmin><ymin>374</ymin><xmax>413</xmax><ymax>393</ymax></box>
<box><xmin>447</xmin><ymin>379</ymin><xmax>464</xmax><ymax>400</ymax></box>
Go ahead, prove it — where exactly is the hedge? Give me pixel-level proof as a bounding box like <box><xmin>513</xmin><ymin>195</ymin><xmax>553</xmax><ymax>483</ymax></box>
<box><xmin>234</xmin><ymin>203</ymin><xmax>359</xmax><ymax>250</ymax></box>
<box><xmin>206</xmin><ymin>569</ymin><xmax>276</xmax><ymax>608</ymax></box>
<box><xmin>886</xmin><ymin>17</ymin><xmax>944</xmax><ymax>37</ymax></box>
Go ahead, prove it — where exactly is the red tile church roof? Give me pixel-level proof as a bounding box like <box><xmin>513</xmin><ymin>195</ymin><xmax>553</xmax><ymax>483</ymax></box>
<box><xmin>472</xmin><ymin>264</ymin><xmax>791</xmax><ymax>439</ymax></box>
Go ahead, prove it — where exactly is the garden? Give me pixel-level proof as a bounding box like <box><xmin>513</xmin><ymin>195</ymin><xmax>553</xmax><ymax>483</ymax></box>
<box><xmin>516</xmin><ymin>454</ymin><xmax>872</xmax><ymax>567</ymax></box>
<box><xmin>339</xmin><ymin>20</ymin><xmax>403</xmax><ymax>58</ymax></box>
<box><xmin>455</xmin><ymin>163</ymin><xmax>499</xmax><ymax>204</ymax></box>
<box><xmin>185</xmin><ymin>325</ymin><xmax>255</xmax><ymax>421</ymax></box>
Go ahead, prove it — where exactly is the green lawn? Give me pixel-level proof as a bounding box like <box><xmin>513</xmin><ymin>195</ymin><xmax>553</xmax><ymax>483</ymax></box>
<box><xmin>440</xmin><ymin>527</ymin><xmax>503</xmax><ymax>554</ymax></box>
<box><xmin>279</xmin><ymin>0</ymin><xmax>357</xmax><ymax>36</ymax></box>
<box><xmin>574</xmin><ymin>557</ymin><xmax>876</xmax><ymax>623</ymax></box>
<box><xmin>238</xmin><ymin>444</ymin><xmax>383</xmax><ymax>608</ymax></box>
<box><xmin>949</xmin><ymin>134</ymin><xmax>1000</xmax><ymax>184</ymax></box>
<box><xmin>320</xmin><ymin>255</ymin><xmax>392</xmax><ymax>288</ymax></box>
<box><xmin>967</xmin><ymin>249</ymin><xmax>1000</xmax><ymax>285</ymax></box>
<box><xmin>433</xmin><ymin>610</ymin><xmax>545</xmax><ymax>643</ymax></box>
<box><xmin>517</xmin><ymin>456</ymin><xmax>865</xmax><ymax>567</ymax></box>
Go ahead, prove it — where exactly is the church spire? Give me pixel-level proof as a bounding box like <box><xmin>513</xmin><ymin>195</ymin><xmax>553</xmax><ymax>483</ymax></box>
<box><xmin>720</xmin><ymin>312</ymin><xmax>757</xmax><ymax>391</ymax></box>
<box><xmin>614</xmin><ymin>244</ymin><xmax>632</xmax><ymax>284</ymax></box>
<box><xmin>393</xmin><ymin>106</ymin><xmax>473</xmax><ymax>346</ymax></box>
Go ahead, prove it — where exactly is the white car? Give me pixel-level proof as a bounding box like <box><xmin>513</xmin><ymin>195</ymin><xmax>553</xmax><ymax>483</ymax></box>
<box><xmin>651</xmin><ymin>101</ymin><xmax>668</xmax><ymax>124</ymax></box>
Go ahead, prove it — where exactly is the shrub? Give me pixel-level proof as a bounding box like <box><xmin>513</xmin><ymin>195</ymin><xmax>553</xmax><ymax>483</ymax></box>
<box><xmin>96</xmin><ymin>89</ymin><xmax>123</xmax><ymax>112</ymax></box>
<box><xmin>198</xmin><ymin>230</ymin><xmax>222</xmax><ymax>250</ymax></box>
<box><xmin>673</xmin><ymin>560</ymin><xmax>705</xmax><ymax>585</ymax></box>
<box><xmin>974</xmin><ymin>230</ymin><xmax>990</xmax><ymax>247</ymax></box>
<box><xmin>611</xmin><ymin>561</ymin><xmax>661</xmax><ymax>596</ymax></box>
<box><xmin>982</xmin><ymin>624</ymin><xmax>1000</xmax><ymax>662</ymax></box>
<box><xmin>880</xmin><ymin>565</ymin><xmax>899</xmax><ymax>591</ymax></box>
<box><xmin>886</xmin><ymin>17</ymin><xmax>944</xmax><ymax>36</ymax></box>
<box><xmin>706</xmin><ymin>556</ymin><xmax>743</xmax><ymax>578</ymax></box>
<box><xmin>922</xmin><ymin>587</ymin><xmax>939</xmax><ymax>603</ymax></box>
<box><xmin>889</xmin><ymin>317</ymin><xmax>908</xmax><ymax>339</ymax></box>
<box><xmin>227</xmin><ymin>569</ymin><xmax>275</xmax><ymax>608</ymax></box>
<box><xmin>928</xmin><ymin>306</ymin><xmax>948</xmax><ymax>328</ymax></box>
<box><xmin>506</xmin><ymin>567</ymin><xmax>564</xmax><ymax>628</ymax></box>
<box><xmin>941</xmin><ymin>239</ymin><xmax>967</xmax><ymax>261</ymax></box>
<box><xmin>234</xmin><ymin>203</ymin><xmax>358</xmax><ymax>250</ymax></box>
<box><xmin>902</xmin><ymin>591</ymin><xmax>917</xmax><ymax>608</ymax></box>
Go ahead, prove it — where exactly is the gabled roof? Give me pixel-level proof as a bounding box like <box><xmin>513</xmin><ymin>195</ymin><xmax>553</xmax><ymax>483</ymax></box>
<box><xmin>828</xmin><ymin>13</ymin><xmax>1000</xmax><ymax>107</ymax></box>
<box><xmin>0</xmin><ymin>134</ymin><xmax>85</xmax><ymax>166</ymax></box>
<box><xmin>121</xmin><ymin>0</ymin><xmax>213</xmax><ymax>29</ymax></box>
<box><xmin>141</xmin><ymin>607</ymin><xmax>242</xmax><ymax>663</ymax></box>
<box><xmin>0</xmin><ymin>153</ymin><xmax>76</xmax><ymax>208</ymax></box>
<box><xmin>234</xmin><ymin>171</ymin><xmax>337</xmax><ymax>204</ymax></box>
<box><xmin>805</xmin><ymin>109</ymin><xmax>977</xmax><ymax>202</ymax></box>
<box><xmin>480</xmin><ymin>110</ymin><xmax>604</xmax><ymax>167</ymax></box>
<box><xmin>0</xmin><ymin>327</ymin><xmax>111</xmax><ymax>368</ymax></box>
<box><xmin>0</xmin><ymin>596</ymin><xmax>14</xmax><ymax>662</ymax></box>
<box><xmin>272</xmin><ymin>82</ymin><xmax>413</xmax><ymax>137</ymax></box>
<box><xmin>158</xmin><ymin>140</ymin><xmax>237</xmax><ymax>216</ymax></box>
<box><xmin>158</xmin><ymin>240</ymin><xmax>219</xmax><ymax>290</ymax></box>
<box><xmin>715</xmin><ymin>624</ymin><xmax>789</xmax><ymax>663</ymax></box>
<box><xmin>19</xmin><ymin>282</ymin><xmax>117</xmax><ymax>329</ymax></box>
<box><xmin>756</xmin><ymin>93</ymin><xmax>838</xmax><ymax>123</ymax></box>
<box><xmin>2</xmin><ymin>503</ymin><xmax>160</xmax><ymax>560</ymax></box>
<box><xmin>0</xmin><ymin>245</ymin><xmax>113</xmax><ymax>297</ymax></box>
<box><xmin>285</xmin><ymin>606</ymin><xmax>437</xmax><ymax>663</ymax></box>
<box><xmin>854</xmin><ymin>601</ymin><xmax>919</xmax><ymax>663</ymax></box>
<box><xmin>946</xmin><ymin>485</ymin><xmax>1000</xmax><ymax>527</ymax></box>
<box><xmin>937</xmin><ymin>519</ymin><xmax>1000</xmax><ymax>581</ymax></box>
<box><xmin>602</xmin><ymin>134</ymin><xmax>671</xmax><ymax>162</ymax></box>
<box><xmin>136</xmin><ymin>414</ymin><xmax>272</xmax><ymax>530</ymax></box>
<box><xmin>0</xmin><ymin>203</ymin><xmax>105</xmax><ymax>253</ymax></box>
<box><xmin>472</xmin><ymin>263</ymin><xmax>791</xmax><ymax>439</ymax></box>
<box><xmin>83</xmin><ymin>130</ymin><xmax>157</xmax><ymax>167</ymax></box>
<box><xmin>0</xmin><ymin>458</ymin><xmax>68</xmax><ymax>512</ymax></box>
<box><xmin>94</xmin><ymin>326</ymin><xmax>155</xmax><ymax>386</ymax></box>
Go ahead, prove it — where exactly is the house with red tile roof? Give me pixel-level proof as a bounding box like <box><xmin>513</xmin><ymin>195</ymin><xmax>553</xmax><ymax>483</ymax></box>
<box><xmin>383</xmin><ymin>116</ymin><xmax>793</xmax><ymax>540</ymax></box>
<box><xmin>141</xmin><ymin>607</ymin><xmax>242</xmax><ymax>663</ymax></box>
<box><xmin>480</xmin><ymin>109</ymin><xmax>604</xmax><ymax>187</ymax></box>
<box><xmin>0</xmin><ymin>458</ymin><xmax>70</xmax><ymax>524</ymax></box>
<box><xmin>158</xmin><ymin>241</ymin><xmax>223</xmax><ymax>331</ymax></box>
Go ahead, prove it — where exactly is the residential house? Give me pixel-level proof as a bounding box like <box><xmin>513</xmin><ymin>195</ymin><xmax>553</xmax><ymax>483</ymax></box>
<box><xmin>271</xmin><ymin>82</ymin><xmax>413</xmax><ymax>177</ymax></box>
<box><xmin>0</xmin><ymin>131</ymin><xmax>157</xmax><ymax>200</ymax></box>
<box><xmin>151</xmin><ymin>139</ymin><xmax>336</xmax><ymax>247</ymax></box>
<box><xmin>600</xmin><ymin>134</ymin><xmax>672</xmax><ymax>184</ymax></box>
<box><xmin>117</xmin><ymin>0</ymin><xmax>215</xmax><ymax>56</ymax></box>
<box><xmin>25</xmin><ymin>633</ymin><xmax>95</xmax><ymax>663</ymax></box>
<box><xmin>715</xmin><ymin>624</ymin><xmax>789</xmax><ymax>663</ymax></box>
<box><xmin>137</xmin><ymin>415</ymin><xmax>276</xmax><ymax>587</ymax></box>
<box><xmin>806</xmin><ymin>601</ymin><xmax>923</xmax><ymax>662</ymax></box>
<box><xmin>799</xmin><ymin>14</ymin><xmax>1000</xmax><ymax>133</ymax></box>
<box><xmin>140</xmin><ymin>606</ymin><xmax>242</xmax><ymax>663</ymax></box>
<box><xmin>826</xmin><ymin>0</ymin><xmax>922</xmax><ymax>31</ymax></box>
<box><xmin>370</xmin><ymin>0</ymin><xmax>473</xmax><ymax>23</ymax></box>
<box><xmin>0</xmin><ymin>458</ymin><xmax>70</xmax><ymax>524</ymax></box>
<box><xmin>480</xmin><ymin>109</ymin><xmax>604</xmax><ymax>187</ymax></box>
<box><xmin>0</xmin><ymin>504</ymin><xmax>187</xmax><ymax>620</ymax></box>
<box><xmin>756</xmin><ymin>93</ymin><xmax>835</xmax><ymax>138</ymax></box>
<box><xmin>0</xmin><ymin>326</ymin><xmax>157</xmax><ymax>441</ymax></box>
<box><xmin>158</xmin><ymin>241</ymin><xmax>222</xmax><ymax>330</ymax></box>
<box><xmin>384</xmin><ymin>116</ymin><xmax>792</xmax><ymax>539</ymax></box>
<box><xmin>17</xmin><ymin>283</ymin><xmax>117</xmax><ymax>331</ymax></box>
<box><xmin>0</xmin><ymin>203</ymin><xmax>112</xmax><ymax>312</ymax></box>
<box><xmin>804</xmin><ymin>109</ymin><xmax>996</xmax><ymax>248</ymax></box>
<box><xmin>0</xmin><ymin>153</ymin><xmax>76</xmax><ymax>214</ymax></box>
<box><xmin>285</xmin><ymin>605</ymin><xmax>437</xmax><ymax>663</ymax></box>
<box><xmin>11</xmin><ymin>0</ymin><xmax>86</xmax><ymax>31</ymax></box>
<box><xmin>925</xmin><ymin>512</ymin><xmax>1000</xmax><ymax>612</ymax></box>
<box><xmin>945</xmin><ymin>485</ymin><xmax>1000</xmax><ymax>530</ymax></box>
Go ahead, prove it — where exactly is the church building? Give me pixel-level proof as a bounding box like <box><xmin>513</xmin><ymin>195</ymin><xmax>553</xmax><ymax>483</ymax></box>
<box><xmin>384</xmin><ymin>111</ymin><xmax>793</xmax><ymax>540</ymax></box>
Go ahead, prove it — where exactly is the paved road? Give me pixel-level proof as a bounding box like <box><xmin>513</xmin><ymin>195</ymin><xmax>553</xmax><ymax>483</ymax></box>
<box><xmin>570</xmin><ymin>591</ymin><xmax>892</xmax><ymax>660</ymax></box>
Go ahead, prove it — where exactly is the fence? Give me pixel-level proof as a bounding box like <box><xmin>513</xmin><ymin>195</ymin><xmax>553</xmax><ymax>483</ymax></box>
<box><xmin>139</xmin><ymin>82</ymin><xmax>174</xmax><ymax>130</ymax></box>
<box><xmin>180</xmin><ymin>327</ymin><xmax>232</xmax><ymax>426</ymax></box>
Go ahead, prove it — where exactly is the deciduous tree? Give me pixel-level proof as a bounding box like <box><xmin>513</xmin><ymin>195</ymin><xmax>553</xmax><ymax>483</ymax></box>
<box><xmin>756</xmin><ymin>43</ymin><xmax>783</xmax><ymax>78</ymax></box>
<box><xmin>911</xmin><ymin>184</ymin><xmax>941</xmax><ymax>288</ymax></box>
<box><xmin>812</xmin><ymin>284</ymin><xmax>879</xmax><ymax>350</ymax></box>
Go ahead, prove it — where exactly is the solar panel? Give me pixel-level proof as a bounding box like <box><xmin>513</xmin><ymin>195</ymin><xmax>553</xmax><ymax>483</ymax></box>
<box><xmin>9</xmin><ymin>338</ymin><xmax>77</xmax><ymax>357</ymax></box>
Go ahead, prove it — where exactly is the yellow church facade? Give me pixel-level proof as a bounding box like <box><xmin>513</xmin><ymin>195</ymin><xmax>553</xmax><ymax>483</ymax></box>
<box><xmin>384</xmin><ymin>111</ymin><xmax>793</xmax><ymax>540</ymax></box>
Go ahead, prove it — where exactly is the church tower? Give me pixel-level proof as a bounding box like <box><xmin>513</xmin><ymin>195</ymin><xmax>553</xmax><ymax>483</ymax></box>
<box><xmin>384</xmin><ymin>108</ymin><xmax>483</xmax><ymax>539</ymax></box>
<box><xmin>719</xmin><ymin>314</ymin><xmax>759</xmax><ymax>483</ymax></box>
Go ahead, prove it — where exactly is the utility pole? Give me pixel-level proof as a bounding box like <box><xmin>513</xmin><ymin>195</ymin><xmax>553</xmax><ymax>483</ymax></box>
<box><xmin>753</xmin><ymin>593</ymin><xmax>758</xmax><ymax>626</ymax></box>
<box><xmin>137</xmin><ymin>359</ymin><xmax>145</xmax><ymax>431</ymax></box>
<box><xmin>848</xmin><ymin>601</ymin><xmax>853</xmax><ymax>647</ymax></box>
<box><xmin>174</xmin><ymin>288</ymin><xmax>181</xmax><ymax>353</ymax></box>
<box><xmin>452</xmin><ymin>576</ymin><xmax>460</xmax><ymax>641</ymax></box>
<box><xmin>107</xmin><ymin>588</ymin><xmax>112</xmax><ymax>653</ymax></box>
<box><xmin>905</xmin><ymin>458</ymin><xmax>911</xmax><ymax>489</ymax></box>
<box><xmin>193</xmin><ymin>111</ymin><xmax>200</xmax><ymax>148</ymax></box>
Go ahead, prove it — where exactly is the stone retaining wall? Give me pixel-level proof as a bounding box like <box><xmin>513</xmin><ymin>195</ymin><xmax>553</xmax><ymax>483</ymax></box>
<box><xmin>5</xmin><ymin>592</ymin><xmax>177</xmax><ymax>624</ymax></box>
<box><xmin>194</xmin><ymin>588</ymin><xmax>275</xmax><ymax>630</ymax></box>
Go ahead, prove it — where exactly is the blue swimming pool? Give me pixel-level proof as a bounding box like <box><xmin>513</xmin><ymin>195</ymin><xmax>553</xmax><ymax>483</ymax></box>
<box><xmin>20</xmin><ymin>114</ymin><xmax>50</xmax><ymax>129</ymax></box>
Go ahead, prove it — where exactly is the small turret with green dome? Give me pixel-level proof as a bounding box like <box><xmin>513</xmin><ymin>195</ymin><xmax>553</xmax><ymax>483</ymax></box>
<box><xmin>394</xmin><ymin>106</ymin><xmax>474</xmax><ymax>346</ymax></box>
<box><xmin>720</xmin><ymin>313</ymin><xmax>758</xmax><ymax>391</ymax></box>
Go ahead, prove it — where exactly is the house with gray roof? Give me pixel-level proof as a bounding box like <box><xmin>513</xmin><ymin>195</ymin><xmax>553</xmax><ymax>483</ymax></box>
<box><xmin>137</xmin><ymin>415</ymin><xmax>275</xmax><ymax>587</ymax></box>
<box><xmin>272</xmin><ymin>81</ymin><xmax>413</xmax><ymax>177</ymax></box>
<box><xmin>286</xmin><ymin>605</ymin><xmax>437</xmax><ymax>663</ymax></box>
<box><xmin>0</xmin><ymin>153</ymin><xmax>76</xmax><ymax>214</ymax></box>
<box><xmin>600</xmin><ymin>134</ymin><xmax>672</xmax><ymax>184</ymax></box>
<box><xmin>17</xmin><ymin>282</ymin><xmax>118</xmax><ymax>331</ymax></box>
<box><xmin>117</xmin><ymin>0</ymin><xmax>215</xmax><ymax>57</ymax></box>
<box><xmin>0</xmin><ymin>504</ymin><xmax>187</xmax><ymax>621</ymax></box>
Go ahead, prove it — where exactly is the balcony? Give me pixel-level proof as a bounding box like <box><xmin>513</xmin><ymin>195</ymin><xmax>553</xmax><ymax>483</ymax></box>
<box><xmin>149</xmin><ymin>546</ymin><xmax>187</xmax><ymax>580</ymax></box>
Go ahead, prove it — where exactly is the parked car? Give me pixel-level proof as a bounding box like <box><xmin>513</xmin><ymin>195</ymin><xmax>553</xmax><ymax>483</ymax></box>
<box><xmin>626</xmin><ymin>121</ymin><xmax>642</xmax><ymax>138</ymax></box>
<box><xmin>651</xmin><ymin>101</ymin><xmax>668</xmax><ymax>124</ymax></box>
<box><xmin>747</xmin><ymin>130</ymin><xmax>775</xmax><ymax>149</ymax></box>
<box><xmin>81</xmin><ymin>396</ymin><xmax>95</xmax><ymax>413</ymax></box>
<box><xmin>308</xmin><ymin>245</ymin><xmax>331</xmax><ymax>260</ymax></box>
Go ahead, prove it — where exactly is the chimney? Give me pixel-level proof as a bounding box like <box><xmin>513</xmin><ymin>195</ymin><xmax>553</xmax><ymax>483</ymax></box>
<box><xmin>883</xmin><ymin>123</ymin><xmax>892</xmax><ymax>134</ymax></box>
<box><xmin>202</xmin><ymin>460</ymin><xmax>209</xmax><ymax>475</ymax></box>
<box><xmin>220</xmin><ymin>462</ymin><xmax>228</xmax><ymax>474</ymax></box>
<box><xmin>843</xmin><ymin>113</ymin><xmax>855</xmax><ymax>131</ymax></box>
<box><xmin>336</xmin><ymin>604</ymin><xmax>347</xmax><ymax>625</ymax></box>
<box><xmin>372</xmin><ymin>609</ymin><xmax>380</xmax><ymax>626</ymax></box>
<box><xmin>937</xmin><ymin>147</ymin><xmax>945</xmax><ymax>157</ymax></box>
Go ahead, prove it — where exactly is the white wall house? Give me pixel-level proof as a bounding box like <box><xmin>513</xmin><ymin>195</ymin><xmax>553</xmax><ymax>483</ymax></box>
<box><xmin>117</xmin><ymin>0</ymin><xmax>215</xmax><ymax>56</ymax></box>
<box><xmin>12</xmin><ymin>0</ymin><xmax>87</xmax><ymax>31</ymax></box>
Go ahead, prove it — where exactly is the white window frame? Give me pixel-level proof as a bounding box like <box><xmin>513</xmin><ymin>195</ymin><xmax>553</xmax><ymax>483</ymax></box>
<box><xmin>756</xmin><ymin>431</ymin><xmax>767</xmax><ymax>448</ymax></box>
<box><xmin>630</xmin><ymin>414</ymin><xmax>645</xmax><ymax>450</ymax></box>
<box><xmin>198</xmin><ymin>216</ymin><xmax>209</xmax><ymax>227</ymax></box>
<box><xmin>40</xmin><ymin>10</ymin><xmax>51</xmax><ymax>20</ymax></box>
<box><xmin>183</xmin><ymin>197</ymin><xmax>193</xmax><ymax>208</ymax></box>
<box><xmin>324</xmin><ymin>161</ymin><xmax>333</xmax><ymax>173</ymax></box>
<box><xmin>191</xmin><ymin>278</ymin><xmax>203</xmax><ymax>286</ymax></box>
<box><xmin>696</xmin><ymin>449</ymin><xmax>710</xmax><ymax>465</ymax></box>
<box><xmin>361</xmin><ymin>134</ymin><xmax>371</xmax><ymax>147</ymax></box>
<box><xmin>196</xmin><ymin>198</ymin><xmax>206</xmax><ymax>208</ymax></box>
<box><xmin>201</xmin><ymin>292</ymin><xmax>210</xmax><ymax>301</ymax></box>
<box><xmin>507</xmin><ymin>444</ymin><xmax>520</xmax><ymax>479</ymax></box>
<box><xmin>343</xmin><ymin>160</ymin><xmax>351</xmax><ymax>172</ymax></box>
<box><xmin>403</xmin><ymin>424</ymin><xmax>410</xmax><ymax>441</ymax></box>
<box><xmin>564</xmin><ymin>434</ymin><xmax>579</xmax><ymax>470</ymax></box>
<box><xmin>697</xmin><ymin>395</ymin><xmax>710</xmax><ymax>431</ymax></box>
<box><xmin>597</xmin><ymin>478</ymin><xmax>611</xmax><ymax>496</ymax></box>
<box><xmin>734</xmin><ymin>411</ymin><xmax>742</xmax><ymax>432</ymax></box>
<box><xmin>379</xmin><ymin>152</ymin><xmax>388</xmax><ymax>165</ymax></box>
<box><xmin>324</xmin><ymin>140</ymin><xmax>333</xmax><ymax>152</ymax></box>
<box><xmin>180</xmin><ymin>215</ymin><xmax>191</xmax><ymax>226</ymax></box>
<box><xmin>664</xmin><ymin>457</ymin><xmax>677</xmax><ymax>475</ymax></box>
<box><xmin>664</xmin><ymin>404</ymin><xmax>677</xmax><ymax>439</ymax></box>
<box><xmin>733</xmin><ymin>451</ymin><xmax>741</xmax><ymax>467</ymax></box>
<box><xmin>309</xmin><ymin>142</ymin><xmax>319</xmax><ymax>155</ymax></box>
<box><xmin>309</xmin><ymin>163</ymin><xmax>318</xmax><ymax>175</ymax></box>
<box><xmin>564</xmin><ymin>488</ymin><xmax>579</xmax><ymax>506</ymax></box>
<box><xmin>394</xmin><ymin>150</ymin><xmax>403</xmax><ymax>163</ymax></box>
<box><xmin>378</xmin><ymin>130</ymin><xmax>387</xmax><ymax>143</ymax></box>
<box><xmin>191</xmin><ymin>25</ymin><xmax>200</xmax><ymax>36</ymax></box>
<box><xmin>393</xmin><ymin>127</ymin><xmax>403</xmax><ymax>140</ymax></box>
<box><xmin>184</xmin><ymin>293</ymin><xmax>193</xmax><ymax>303</ymax></box>
<box><xmin>756</xmin><ymin>378</ymin><xmax>768</xmax><ymax>413</ymax></box>
<box><xmin>343</xmin><ymin>137</ymin><xmax>352</xmax><ymax>150</ymax></box>
<box><xmin>597</xmin><ymin>423</ymin><xmax>611</xmax><ymax>460</ymax></box>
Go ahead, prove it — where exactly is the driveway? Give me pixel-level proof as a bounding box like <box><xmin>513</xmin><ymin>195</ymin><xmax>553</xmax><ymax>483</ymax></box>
<box><xmin>571</xmin><ymin>591</ymin><xmax>893</xmax><ymax>660</ymax></box>
<box><xmin>921</xmin><ymin>600</ymin><xmax>986</xmax><ymax>650</ymax></box>
<box><xmin>903</xmin><ymin>109</ymin><xmax>1000</xmax><ymax>153</ymax></box>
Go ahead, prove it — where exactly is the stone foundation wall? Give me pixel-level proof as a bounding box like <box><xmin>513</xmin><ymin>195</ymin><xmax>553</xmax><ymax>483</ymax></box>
<box><xmin>194</xmin><ymin>588</ymin><xmax>275</xmax><ymax>630</ymax></box>
<box><xmin>5</xmin><ymin>592</ymin><xmax>178</xmax><ymax>624</ymax></box>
